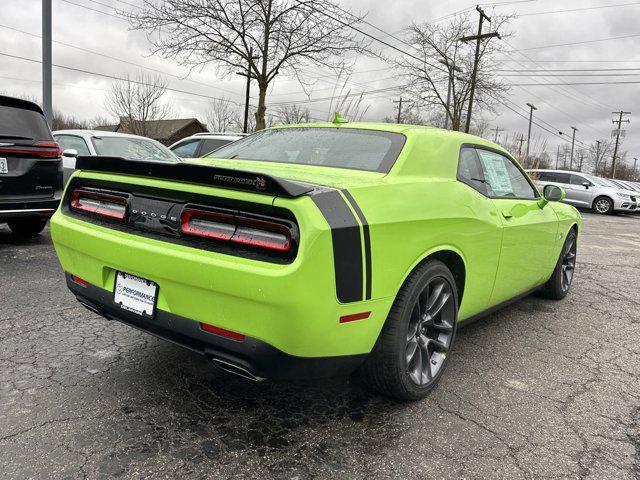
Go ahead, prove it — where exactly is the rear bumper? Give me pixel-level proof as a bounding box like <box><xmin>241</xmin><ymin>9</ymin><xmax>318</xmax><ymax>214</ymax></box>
<box><xmin>0</xmin><ymin>196</ymin><xmax>60</xmax><ymax>221</ymax></box>
<box><xmin>66</xmin><ymin>273</ymin><xmax>367</xmax><ymax>380</ymax></box>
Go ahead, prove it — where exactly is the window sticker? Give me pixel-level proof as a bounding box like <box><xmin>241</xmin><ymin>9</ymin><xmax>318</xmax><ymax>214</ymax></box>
<box><xmin>478</xmin><ymin>151</ymin><xmax>514</xmax><ymax>196</ymax></box>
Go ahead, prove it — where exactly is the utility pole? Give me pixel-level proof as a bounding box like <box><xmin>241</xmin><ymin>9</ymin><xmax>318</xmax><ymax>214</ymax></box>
<box><xmin>42</xmin><ymin>0</ymin><xmax>52</xmax><ymax>126</ymax></box>
<box><xmin>492</xmin><ymin>126</ymin><xmax>504</xmax><ymax>143</ymax></box>
<box><xmin>393</xmin><ymin>97</ymin><xmax>404</xmax><ymax>123</ymax></box>
<box><xmin>460</xmin><ymin>6</ymin><xmax>500</xmax><ymax>133</ymax></box>
<box><xmin>517</xmin><ymin>134</ymin><xmax>525</xmax><ymax>160</ymax></box>
<box><xmin>578</xmin><ymin>152</ymin><xmax>584</xmax><ymax>171</ymax></box>
<box><xmin>555</xmin><ymin>144</ymin><xmax>560</xmax><ymax>169</ymax></box>
<box><xmin>569</xmin><ymin>126</ymin><xmax>578</xmax><ymax>170</ymax></box>
<box><xmin>611</xmin><ymin>110</ymin><xmax>631</xmax><ymax>179</ymax></box>
<box><xmin>525</xmin><ymin>103</ymin><xmax>537</xmax><ymax>160</ymax></box>
<box><xmin>595</xmin><ymin>140</ymin><xmax>602</xmax><ymax>172</ymax></box>
<box><xmin>633</xmin><ymin>157</ymin><xmax>637</xmax><ymax>177</ymax></box>
<box><xmin>438</xmin><ymin>58</ymin><xmax>463</xmax><ymax>130</ymax></box>
<box><xmin>236</xmin><ymin>47</ymin><xmax>258</xmax><ymax>134</ymax></box>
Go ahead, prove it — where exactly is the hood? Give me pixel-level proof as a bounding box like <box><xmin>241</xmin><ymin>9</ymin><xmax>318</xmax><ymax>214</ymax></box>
<box><xmin>186</xmin><ymin>157</ymin><xmax>385</xmax><ymax>189</ymax></box>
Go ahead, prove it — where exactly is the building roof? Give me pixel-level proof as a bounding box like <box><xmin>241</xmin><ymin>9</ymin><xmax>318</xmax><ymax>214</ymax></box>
<box><xmin>94</xmin><ymin>117</ymin><xmax>207</xmax><ymax>140</ymax></box>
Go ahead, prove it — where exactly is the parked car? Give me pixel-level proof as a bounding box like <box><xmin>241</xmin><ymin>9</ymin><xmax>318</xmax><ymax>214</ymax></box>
<box><xmin>51</xmin><ymin>122</ymin><xmax>581</xmax><ymax>401</ymax></box>
<box><xmin>0</xmin><ymin>95</ymin><xmax>62</xmax><ymax>237</ymax></box>
<box><xmin>169</xmin><ymin>132</ymin><xmax>247</xmax><ymax>158</ymax></box>
<box><xmin>527</xmin><ymin>169</ymin><xmax>637</xmax><ymax>214</ymax></box>
<box><xmin>53</xmin><ymin>130</ymin><xmax>180</xmax><ymax>183</ymax></box>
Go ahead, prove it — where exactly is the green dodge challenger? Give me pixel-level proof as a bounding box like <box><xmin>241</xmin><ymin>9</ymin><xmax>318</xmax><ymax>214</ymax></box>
<box><xmin>50</xmin><ymin>121</ymin><xmax>581</xmax><ymax>400</ymax></box>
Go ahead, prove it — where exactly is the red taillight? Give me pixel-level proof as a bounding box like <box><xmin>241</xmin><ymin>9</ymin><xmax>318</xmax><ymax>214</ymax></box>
<box><xmin>199</xmin><ymin>322</ymin><xmax>245</xmax><ymax>341</ymax></box>
<box><xmin>181</xmin><ymin>208</ymin><xmax>292</xmax><ymax>252</ymax></box>
<box><xmin>70</xmin><ymin>189</ymin><xmax>127</xmax><ymax>220</ymax></box>
<box><xmin>0</xmin><ymin>141</ymin><xmax>61</xmax><ymax>158</ymax></box>
<box><xmin>71</xmin><ymin>275</ymin><xmax>89</xmax><ymax>287</ymax></box>
<box><xmin>339</xmin><ymin>312</ymin><xmax>371</xmax><ymax>323</ymax></box>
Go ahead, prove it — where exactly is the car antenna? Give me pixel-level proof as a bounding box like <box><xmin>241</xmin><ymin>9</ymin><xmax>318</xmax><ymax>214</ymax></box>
<box><xmin>332</xmin><ymin>112</ymin><xmax>348</xmax><ymax>125</ymax></box>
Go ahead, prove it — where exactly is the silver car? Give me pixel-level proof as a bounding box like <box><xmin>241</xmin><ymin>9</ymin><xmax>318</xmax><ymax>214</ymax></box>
<box><xmin>53</xmin><ymin>130</ymin><xmax>180</xmax><ymax>184</ymax></box>
<box><xmin>527</xmin><ymin>169</ymin><xmax>638</xmax><ymax>215</ymax></box>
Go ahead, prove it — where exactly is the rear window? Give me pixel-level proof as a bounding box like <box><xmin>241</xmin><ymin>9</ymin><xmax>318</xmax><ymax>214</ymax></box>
<box><xmin>0</xmin><ymin>105</ymin><xmax>52</xmax><ymax>140</ymax></box>
<box><xmin>91</xmin><ymin>136</ymin><xmax>179</xmax><ymax>163</ymax></box>
<box><xmin>207</xmin><ymin>127</ymin><xmax>406</xmax><ymax>173</ymax></box>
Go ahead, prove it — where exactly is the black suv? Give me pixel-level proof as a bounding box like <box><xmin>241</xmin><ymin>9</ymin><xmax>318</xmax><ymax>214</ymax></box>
<box><xmin>0</xmin><ymin>95</ymin><xmax>63</xmax><ymax>237</ymax></box>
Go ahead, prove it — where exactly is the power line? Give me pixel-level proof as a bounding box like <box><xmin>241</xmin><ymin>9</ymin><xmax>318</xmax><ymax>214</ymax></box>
<box><xmin>0</xmin><ymin>51</ymin><xmax>246</xmax><ymax>106</ymax></box>
<box><xmin>511</xmin><ymin>33</ymin><xmax>640</xmax><ymax>52</ymax></box>
<box><xmin>60</xmin><ymin>0</ymin><xmax>124</xmax><ymax>20</ymax></box>
<box><xmin>517</xmin><ymin>1</ymin><xmax>640</xmax><ymax>16</ymax></box>
<box><xmin>508</xmin><ymin>80</ymin><xmax>640</xmax><ymax>85</ymax></box>
<box><xmin>497</xmin><ymin>67</ymin><xmax>640</xmax><ymax>72</ymax></box>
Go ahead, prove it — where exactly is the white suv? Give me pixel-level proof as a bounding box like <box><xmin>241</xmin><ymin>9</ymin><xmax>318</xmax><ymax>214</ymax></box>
<box><xmin>169</xmin><ymin>132</ymin><xmax>247</xmax><ymax>158</ymax></box>
<box><xmin>527</xmin><ymin>169</ymin><xmax>638</xmax><ymax>215</ymax></box>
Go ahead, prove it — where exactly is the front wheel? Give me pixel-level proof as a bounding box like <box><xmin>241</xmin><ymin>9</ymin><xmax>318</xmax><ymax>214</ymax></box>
<box><xmin>360</xmin><ymin>260</ymin><xmax>458</xmax><ymax>401</ymax></box>
<box><xmin>593</xmin><ymin>196</ymin><xmax>613</xmax><ymax>215</ymax></box>
<box><xmin>7</xmin><ymin>218</ymin><xmax>48</xmax><ymax>238</ymax></box>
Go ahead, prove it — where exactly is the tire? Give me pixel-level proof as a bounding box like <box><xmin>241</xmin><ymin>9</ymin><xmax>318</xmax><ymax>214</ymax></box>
<box><xmin>7</xmin><ymin>218</ymin><xmax>48</xmax><ymax>238</ymax></box>
<box><xmin>539</xmin><ymin>229</ymin><xmax>577</xmax><ymax>300</ymax></box>
<box><xmin>360</xmin><ymin>259</ymin><xmax>458</xmax><ymax>401</ymax></box>
<box><xmin>593</xmin><ymin>196</ymin><xmax>613</xmax><ymax>215</ymax></box>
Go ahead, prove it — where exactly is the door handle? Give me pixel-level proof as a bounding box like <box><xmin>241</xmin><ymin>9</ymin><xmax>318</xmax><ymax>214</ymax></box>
<box><xmin>502</xmin><ymin>211</ymin><xmax>513</xmax><ymax>219</ymax></box>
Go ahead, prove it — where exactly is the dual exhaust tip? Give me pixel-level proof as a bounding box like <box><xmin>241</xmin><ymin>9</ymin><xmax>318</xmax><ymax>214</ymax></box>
<box><xmin>77</xmin><ymin>296</ymin><xmax>266</xmax><ymax>383</ymax></box>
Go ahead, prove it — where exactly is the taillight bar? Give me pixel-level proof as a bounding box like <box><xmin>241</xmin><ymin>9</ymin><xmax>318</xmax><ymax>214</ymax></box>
<box><xmin>70</xmin><ymin>189</ymin><xmax>128</xmax><ymax>220</ymax></box>
<box><xmin>0</xmin><ymin>141</ymin><xmax>62</xmax><ymax>158</ymax></box>
<box><xmin>181</xmin><ymin>207</ymin><xmax>293</xmax><ymax>252</ymax></box>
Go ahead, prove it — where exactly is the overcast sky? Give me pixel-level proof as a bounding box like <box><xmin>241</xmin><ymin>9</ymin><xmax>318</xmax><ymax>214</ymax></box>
<box><xmin>2</xmin><ymin>0</ymin><xmax>639</xmax><ymax>169</ymax></box>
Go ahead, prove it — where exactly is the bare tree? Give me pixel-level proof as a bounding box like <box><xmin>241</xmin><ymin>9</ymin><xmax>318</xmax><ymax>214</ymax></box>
<box><xmin>52</xmin><ymin>110</ymin><xmax>90</xmax><ymax>130</ymax></box>
<box><xmin>125</xmin><ymin>0</ymin><xmax>370</xmax><ymax>131</ymax></box>
<box><xmin>104</xmin><ymin>72</ymin><xmax>173</xmax><ymax>137</ymax></box>
<box><xmin>206</xmin><ymin>97</ymin><xmax>236</xmax><ymax>132</ymax></box>
<box><xmin>382</xmin><ymin>104</ymin><xmax>425</xmax><ymax>125</ymax></box>
<box><xmin>394</xmin><ymin>13</ymin><xmax>512</xmax><ymax>131</ymax></box>
<box><xmin>275</xmin><ymin>104</ymin><xmax>311</xmax><ymax>124</ymax></box>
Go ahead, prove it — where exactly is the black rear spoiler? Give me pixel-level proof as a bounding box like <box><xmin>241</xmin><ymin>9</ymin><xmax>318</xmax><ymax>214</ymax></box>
<box><xmin>75</xmin><ymin>156</ymin><xmax>314</xmax><ymax>198</ymax></box>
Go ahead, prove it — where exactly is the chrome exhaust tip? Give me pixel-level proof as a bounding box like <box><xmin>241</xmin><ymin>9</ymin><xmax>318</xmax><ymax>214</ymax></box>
<box><xmin>211</xmin><ymin>357</ymin><xmax>265</xmax><ymax>382</ymax></box>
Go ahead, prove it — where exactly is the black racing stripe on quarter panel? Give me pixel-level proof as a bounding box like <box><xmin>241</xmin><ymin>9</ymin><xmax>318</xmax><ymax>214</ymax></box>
<box><xmin>341</xmin><ymin>189</ymin><xmax>372</xmax><ymax>300</ymax></box>
<box><xmin>310</xmin><ymin>190</ymin><xmax>363</xmax><ymax>303</ymax></box>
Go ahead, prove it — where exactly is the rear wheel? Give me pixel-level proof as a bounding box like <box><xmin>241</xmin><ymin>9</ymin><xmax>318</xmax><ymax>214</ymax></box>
<box><xmin>360</xmin><ymin>260</ymin><xmax>458</xmax><ymax>401</ymax></box>
<box><xmin>7</xmin><ymin>218</ymin><xmax>48</xmax><ymax>238</ymax></box>
<box><xmin>540</xmin><ymin>229</ymin><xmax>577</xmax><ymax>300</ymax></box>
<box><xmin>593</xmin><ymin>196</ymin><xmax>613</xmax><ymax>215</ymax></box>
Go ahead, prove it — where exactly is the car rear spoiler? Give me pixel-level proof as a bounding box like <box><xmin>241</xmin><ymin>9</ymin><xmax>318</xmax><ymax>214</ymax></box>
<box><xmin>75</xmin><ymin>156</ymin><xmax>315</xmax><ymax>198</ymax></box>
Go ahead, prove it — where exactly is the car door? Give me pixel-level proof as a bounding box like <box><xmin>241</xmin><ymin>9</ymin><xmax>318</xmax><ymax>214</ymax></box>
<box><xmin>565</xmin><ymin>173</ymin><xmax>594</xmax><ymax>207</ymax></box>
<box><xmin>473</xmin><ymin>148</ymin><xmax>559</xmax><ymax>305</ymax></box>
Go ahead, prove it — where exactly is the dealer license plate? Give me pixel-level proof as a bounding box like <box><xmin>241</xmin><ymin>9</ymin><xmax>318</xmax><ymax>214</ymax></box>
<box><xmin>113</xmin><ymin>272</ymin><xmax>158</xmax><ymax>317</ymax></box>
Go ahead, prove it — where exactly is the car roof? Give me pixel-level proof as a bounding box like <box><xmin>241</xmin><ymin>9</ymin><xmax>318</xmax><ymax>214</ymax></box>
<box><xmin>192</xmin><ymin>132</ymin><xmax>247</xmax><ymax>138</ymax></box>
<box><xmin>52</xmin><ymin>129</ymin><xmax>159</xmax><ymax>141</ymax></box>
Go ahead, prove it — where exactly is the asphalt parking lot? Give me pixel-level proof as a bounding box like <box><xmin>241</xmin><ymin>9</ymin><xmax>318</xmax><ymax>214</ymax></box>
<box><xmin>1</xmin><ymin>212</ymin><xmax>639</xmax><ymax>479</ymax></box>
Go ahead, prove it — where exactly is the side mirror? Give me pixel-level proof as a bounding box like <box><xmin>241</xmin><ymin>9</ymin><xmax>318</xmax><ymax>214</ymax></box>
<box><xmin>62</xmin><ymin>148</ymin><xmax>78</xmax><ymax>158</ymax></box>
<box><xmin>582</xmin><ymin>181</ymin><xmax>590</xmax><ymax>189</ymax></box>
<box><xmin>538</xmin><ymin>184</ymin><xmax>565</xmax><ymax>208</ymax></box>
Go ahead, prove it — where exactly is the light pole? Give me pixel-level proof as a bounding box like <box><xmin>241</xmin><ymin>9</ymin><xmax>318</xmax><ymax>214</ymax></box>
<box><xmin>42</xmin><ymin>0</ymin><xmax>52</xmax><ymax>126</ymax></box>
<box><xmin>569</xmin><ymin>126</ymin><xmax>578</xmax><ymax>170</ymax></box>
<box><xmin>525</xmin><ymin>103</ymin><xmax>537</xmax><ymax>161</ymax></box>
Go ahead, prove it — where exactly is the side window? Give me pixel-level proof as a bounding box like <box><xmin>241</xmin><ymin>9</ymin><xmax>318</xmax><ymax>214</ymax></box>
<box><xmin>476</xmin><ymin>149</ymin><xmax>538</xmax><ymax>199</ymax></box>
<box><xmin>570</xmin><ymin>174</ymin><xmax>587</xmax><ymax>186</ymax></box>
<box><xmin>55</xmin><ymin>135</ymin><xmax>91</xmax><ymax>155</ymax></box>
<box><xmin>171</xmin><ymin>139</ymin><xmax>200</xmax><ymax>158</ymax></box>
<box><xmin>457</xmin><ymin>147</ymin><xmax>487</xmax><ymax>195</ymax></box>
<box><xmin>199</xmin><ymin>139</ymin><xmax>232</xmax><ymax>155</ymax></box>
